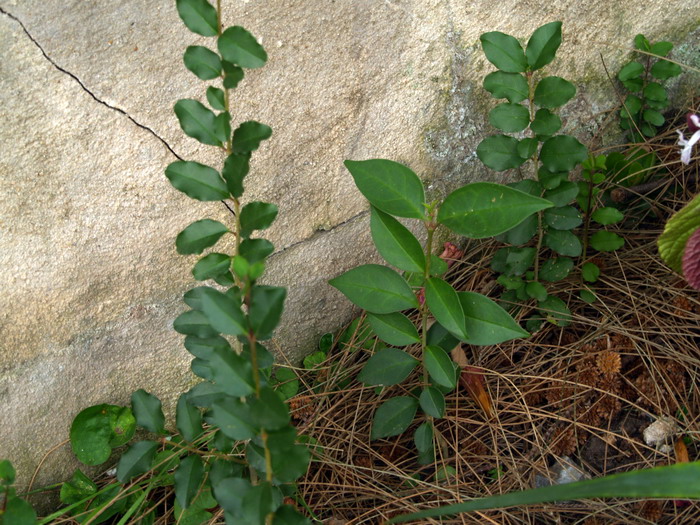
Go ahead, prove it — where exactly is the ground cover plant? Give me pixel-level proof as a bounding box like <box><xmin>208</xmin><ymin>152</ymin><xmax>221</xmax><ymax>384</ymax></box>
<box><xmin>2</xmin><ymin>9</ymin><xmax>700</xmax><ymax>525</ymax></box>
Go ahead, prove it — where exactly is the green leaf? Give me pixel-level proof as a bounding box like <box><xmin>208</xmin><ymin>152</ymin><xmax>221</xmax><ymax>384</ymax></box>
<box><xmin>426</xmin><ymin>322</ymin><xmax>460</xmax><ymax>353</ymax></box>
<box><xmin>70</xmin><ymin>405</ymin><xmax>136</xmax><ymax>466</ymax></box>
<box><xmin>358</xmin><ymin>347</ymin><xmax>419</xmax><ymax>386</ymax></box>
<box><xmin>491</xmin><ymin>247</ymin><xmax>536</xmax><ymax>276</ymax></box>
<box><xmin>209</xmin><ymin>399</ymin><xmax>257</xmax><ymax>440</ymax></box>
<box><xmin>174</xmin><ymin>99</ymin><xmax>222</xmax><ymax>147</ymax></box>
<box><xmin>176</xmin><ymin>395</ymin><xmax>203</xmax><ymax>442</ymax></box>
<box><xmin>642</xmin><ymin>109</ymin><xmax>664</xmax><ymax>127</ymax></box>
<box><xmin>249</xmin><ymin>285</ymin><xmax>286</xmax><ymax>340</ymax></box>
<box><xmin>218</xmin><ymin>26</ymin><xmax>267</xmax><ymax>69</ymax></box>
<box><xmin>0</xmin><ymin>459</ymin><xmax>16</xmax><ymax>484</ymax></box>
<box><xmin>658</xmin><ymin>194</ymin><xmax>700</xmax><ymax>273</ymax></box>
<box><xmin>198</xmin><ymin>287</ymin><xmax>246</xmax><ymax>336</ymax></box>
<box><xmin>476</xmin><ymin>135</ymin><xmax>524</xmax><ymax>171</ymax></box>
<box><xmin>591</xmin><ymin>207</ymin><xmax>624</xmax><ymax>225</ymax></box>
<box><xmin>272</xmin><ymin>367</ymin><xmax>299</xmax><ymax>400</ymax></box>
<box><xmin>242</xmin><ymin>482</ymin><xmax>280</xmax><ymax>524</ymax></box>
<box><xmin>424</xmin><ymin>345</ymin><xmax>456</xmax><ymax>388</ymax></box>
<box><xmin>580</xmin><ymin>288</ymin><xmax>597</xmax><ymax>303</ymax></box>
<box><xmin>329</xmin><ymin>264</ymin><xmax>418</xmax><ymax>314</ymax></box>
<box><xmin>209</xmin><ymin>346</ymin><xmax>255</xmax><ymax>397</ymax></box>
<box><xmin>419</xmin><ymin>387</ymin><xmax>445</xmax><ymax>418</ymax></box>
<box><xmin>497</xmin><ymin>214</ymin><xmax>537</xmax><ymax>245</ymax></box>
<box><xmin>414</xmin><ymin>422</ymin><xmax>434</xmax><ymax>453</ymax></box>
<box><xmin>620</xmin><ymin>94</ymin><xmax>643</xmax><ymax>120</ymax></box>
<box><xmin>458</xmin><ymin>291</ymin><xmax>528</xmax><ymax>345</ymax></box>
<box><xmin>651</xmin><ymin>59</ymin><xmax>682</xmax><ymax>80</ymax></box>
<box><xmin>183</xmin><ymin>45</ymin><xmax>221</xmax><ymax>80</ymax></box>
<box><xmin>222</xmin><ymin>61</ymin><xmax>245</xmax><ymax>88</ymax></box>
<box><xmin>538</xmin><ymin>296</ymin><xmax>571</xmax><ymax>326</ymax></box>
<box><xmin>543</xmin><ymin>181</ymin><xmax>578</xmax><ymax>207</ymax></box>
<box><xmin>582</xmin><ymin>262</ymin><xmax>600</xmax><ymax>283</ymax></box>
<box><xmin>3</xmin><ymin>496</ymin><xmax>37</xmax><ymax>525</ymax></box>
<box><xmin>544</xmin><ymin>206</ymin><xmax>582</xmax><ymax>230</ymax></box>
<box><xmin>173</xmin><ymin>310</ymin><xmax>218</xmax><ymax>338</ymax></box>
<box><xmin>370</xmin><ymin>396</ymin><xmax>419</xmax><ymax>440</ymax></box>
<box><xmin>131</xmin><ymin>390</ymin><xmax>165</xmax><ymax>434</ymax></box>
<box><xmin>482</xmin><ymin>71</ymin><xmax>528</xmax><ymax>102</ymax></box>
<box><xmin>650</xmin><ymin>41</ymin><xmax>673</xmax><ymax>56</ymax></box>
<box><xmin>165</xmin><ymin>161</ymin><xmax>229</xmax><ymax>201</ymax></box>
<box><xmin>206</xmin><ymin>86</ymin><xmax>225</xmax><ymax>110</ymax></box>
<box><xmin>214</xmin><ymin>112</ymin><xmax>231</xmax><ymax>144</ymax></box>
<box><xmin>59</xmin><ymin>469</ymin><xmax>97</xmax><ymax>505</ymax></box>
<box><xmin>174</xmin><ymin>455</ymin><xmax>204</xmax><ymax>509</ymax></box>
<box><xmin>176</xmin><ymin>219</ymin><xmax>228</xmax><ymax>255</ymax></box>
<box><xmin>192</xmin><ymin>253</ymin><xmax>231</xmax><ymax>281</ymax></box>
<box><xmin>534</xmin><ymin>77</ymin><xmax>575</xmax><ymax>108</ymax></box>
<box><xmin>526</xmin><ymin>21</ymin><xmax>562</xmax><ymax>70</ymax></box>
<box><xmin>539</xmin><ymin>257</ymin><xmax>573</xmax><ymax>282</ymax></box>
<box><xmin>370</xmin><ymin>206</ymin><xmax>425</xmax><ymax>272</ymax></box>
<box><xmin>273</xmin><ymin>505</ymin><xmax>312</xmax><ymax>525</ymax></box>
<box><xmin>530</xmin><ymin>108</ymin><xmax>562</xmax><ymax>136</ymax></box>
<box><xmin>176</xmin><ymin>0</ymin><xmax>218</xmax><ymax>37</ymax></box>
<box><xmin>239</xmin><ymin>201</ymin><xmax>278</xmax><ymax>238</ymax></box>
<box><xmin>250</xmin><ymin>387</ymin><xmax>290</xmax><ymax>430</ymax></box>
<box><xmin>388</xmin><ymin>463</ymin><xmax>700</xmax><ymax>523</ymax></box>
<box><xmin>425</xmin><ymin>278</ymin><xmax>467</xmax><ymax>340</ymax></box>
<box><xmin>634</xmin><ymin>34</ymin><xmax>651</xmax><ymax>51</ymax></box>
<box><xmin>525</xmin><ymin>281</ymin><xmax>547</xmax><ymax>301</ymax></box>
<box><xmin>221</xmin><ymin>153</ymin><xmax>250</xmax><ymax>198</ymax></box>
<box><xmin>438</xmin><ymin>182</ymin><xmax>553</xmax><ymax>238</ymax></box>
<box><xmin>544</xmin><ymin>230</ymin><xmax>582</xmax><ymax>257</ymax></box>
<box><xmin>232</xmin><ymin>121</ymin><xmax>272</xmax><ymax>154</ymax></box>
<box><xmin>644</xmin><ymin>82</ymin><xmax>668</xmax><ymax>102</ymax></box>
<box><xmin>367</xmin><ymin>312</ymin><xmax>420</xmax><ymax>346</ymax></box>
<box><xmin>344</xmin><ymin>159</ymin><xmax>426</xmax><ymax>219</ymax></box>
<box><xmin>489</xmin><ymin>103</ymin><xmax>530</xmax><ymax>132</ymax></box>
<box><xmin>618</xmin><ymin>61</ymin><xmax>644</xmax><ymax>81</ymax></box>
<box><xmin>540</xmin><ymin>135</ymin><xmax>588</xmax><ymax>172</ymax></box>
<box><xmin>517</xmin><ymin>138</ymin><xmax>538</xmax><ymax>159</ymax></box>
<box><xmin>480</xmin><ymin>31</ymin><xmax>527</xmax><ymax>73</ymax></box>
<box><xmin>116</xmin><ymin>441</ymin><xmax>158</xmax><ymax>482</ymax></box>
<box><xmin>590</xmin><ymin>231</ymin><xmax>624</xmax><ymax>252</ymax></box>
<box><xmin>213</xmin><ymin>477</ymin><xmax>251</xmax><ymax>514</ymax></box>
<box><xmin>240</xmin><ymin>238</ymin><xmax>274</xmax><ymax>264</ymax></box>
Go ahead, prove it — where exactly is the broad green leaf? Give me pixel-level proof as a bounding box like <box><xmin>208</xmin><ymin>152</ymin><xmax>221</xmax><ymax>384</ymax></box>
<box><xmin>370</xmin><ymin>207</ymin><xmax>425</xmax><ymax>272</ymax></box>
<box><xmin>489</xmin><ymin>103</ymin><xmax>530</xmax><ymax>132</ymax></box>
<box><xmin>426</xmin><ymin>322</ymin><xmax>460</xmax><ymax>353</ymax></box>
<box><xmin>367</xmin><ymin>312</ymin><xmax>420</xmax><ymax>346</ymax></box>
<box><xmin>357</xmin><ymin>347</ymin><xmax>419</xmax><ymax>386</ymax></box>
<box><xmin>231</xmin><ymin>121</ymin><xmax>272</xmax><ymax>154</ymax></box>
<box><xmin>185</xmin><ymin>382</ymin><xmax>226</xmax><ymax>408</ymax></box>
<box><xmin>3</xmin><ymin>496</ymin><xmax>37</xmax><ymax>525</ymax></box>
<box><xmin>539</xmin><ymin>257</ymin><xmax>573</xmax><ymax>282</ymax></box>
<box><xmin>482</xmin><ymin>71</ymin><xmax>528</xmax><ymax>102</ymax></box>
<box><xmin>526</xmin><ymin>21</ymin><xmax>562</xmax><ymax>70</ymax></box>
<box><xmin>634</xmin><ymin>34</ymin><xmax>651</xmax><ymax>51</ymax></box>
<box><xmin>206</xmin><ymin>86</ymin><xmax>225</xmax><ymax>110</ymax></box>
<box><xmin>480</xmin><ymin>31</ymin><xmax>527</xmax><ymax>73</ymax></box>
<box><xmin>590</xmin><ymin>231</ymin><xmax>624</xmax><ymax>252</ymax></box>
<box><xmin>183</xmin><ymin>45</ymin><xmax>221</xmax><ymax>80</ymax></box>
<box><xmin>424</xmin><ymin>345</ymin><xmax>456</xmax><ymax>388</ymax></box>
<box><xmin>644</xmin><ymin>82</ymin><xmax>667</xmax><ymax>102</ymax></box>
<box><xmin>250</xmin><ymin>387</ymin><xmax>290</xmax><ymax>430</ymax></box>
<box><xmin>176</xmin><ymin>395</ymin><xmax>203</xmax><ymax>442</ymax></box>
<box><xmin>582</xmin><ymin>262</ymin><xmax>600</xmax><ymax>283</ymax></box>
<box><xmin>530</xmin><ymin>108</ymin><xmax>561</xmax><ymax>136</ymax></box>
<box><xmin>192</xmin><ymin>253</ymin><xmax>231</xmax><ymax>281</ymax></box>
<box><xmin>425</xmin><ymin>278</ymin><xmax>467</xmax><ymax>340</ymax></box>
<box><xmin>176</xmin><ymin>219</ymin><xmax>228</xmax><ymax>255</ymax></box>
<box><xmin>419</xmin><ymin>387</ymin><xmax>445</xmax><ymax>418</ymax></box>
<box><xmin>249</xmin><ymin>285</ymin><xmax>286</xmax><ymax>340</ymax></box>
<box><xmin>525</xmin><ymin>281</ymin><xmax>547</xmax><ymax>301</ymax></box>
<box><xmin>240</xmin><ymin>238</ymin><xmax>274</xmax><ymax>264</ymax></box>
<box><xmin>538</xmin><ymin>296</ymin><xmax>571</xmax><ymax>326</ymax></box>
<box><xmin>370</xmin><ymin>396</ymin><xmax>419</xmax><ymax>440</ymax></box>
<box><xmin>131</xmin><ymin>390</ymin><xmax>165</xmax><ymax>434</ymax></box>
<box><xmin>198</xmin><ymin>287</ymin><xmax>246</xmax><ymax>336</ymax></box>
<box><xmin>209</xmin><ymin>346</ymin><xmax>255</xmax><ymax>397</ymax></box>
<box><xmin>580</xmin><ymin>288</ymin><xmax>597</xmax><ymax>303</ymax></box>
<box><xmin>272</xmin><ymin>367</ymin><xmax>299</xmax><ymax>400</ymax></box>
<box><xmin>659</xmin><ymin>194</ymin><xmax>700</xmax><ymax>273</ymax></box>
<box><xmin>273</xmin><ymin>505</ymin><xmax>313</xmax><ymax>525</ymax></box>
<box><xmin>70</xmin><ymin>405</ymin><xmax>136</xmax><ymax>466</ymax></box>
<box><xmin>458</xmin><ymin>291</ymin><xmax>528</xmax><ymax>345</ymax></box>
<box><xmin>221</xmin><ymin>153</ymin><xmax>250</xmax><ymax>198</ymax></box>
<box><xmin>218</xmin><ymin>26</ymin><xmax>267</xmax><ymax>69</ymax></box>
<box><xmin>213</xmin><ymin>477</ymin><xmax>251</xmax><ymax>514</ymax></box>
<box><xmin>329</xmin><ymin>264</ymin><xmax>418</xmax><ymax>314</ymax></box>
<box><xmin>544</xmin><ymin>229</ymin><xmax>582</xmax><ymax>257</ymax></box>
<box><xmin>491</xmin><ymin>247</ymin><xmax>536</xmax><ymax>276</ymax></box>
<box><xmin>544</xmin><ymin>206</ymin><xmax>582</xmax><ymax>230</ymax></box>
<box><xmin>176</xmin><ymin>0</ymin><xmax>218</xmax><ymax>37</ymax></box>
<box><xmin>239</xmin><ymin>201</ymin><xmax>278</xmax><ymax>238</ymax></box>
<box><xmin>174</xmin><ymin>99</ymin><xmax>222</xmax><ymax>146</ymax></box>
<box><xmin>497</xmin><ymin>214</ymin><xmax>537</xmax><ymax>245</ymax></box>
<box><xmin>534</xmin><ymin>76</ymin><xmax>576</xmax><ymax>108</ymax></box>
<box><xmin>543</xmin><ymin>181</ymin><xmax>578</xmax><ymax>206</ymax></box>
<box><xmin>265</xmin><ymin>429</ymin><xmax>310</xmax><ymax>482</ymax></box>
<box><xmin>222</xmin><ymin>61</ymin><xmax>245</xmax><ymax>88</ymax></box>
<box><xmin>476</xmin><ymin>135</ymin><xmax>524</xmax><ymax>171</ymax></box>
<box><xmin>116</xmin><ymin>441</ymin><xmax>158</xmax><ymax>482</ymax></box>
<box><xmin>209</xmin><ymin>398</ymin><xmax>257</xmax><ymax>440</ymax></box>
<box><xmin>60</xmin><ymin>469</ymin><xmax>97</xmax><ymax>505</ymax></box>
<box><xmin>618</xmin><ymin>61</ymin><xmax>644</xmax><ymax>81</ymax></box>
<box><xmin>0</xmin><ymin>459</ymin><xmax>16</xmax><ymax>484</ymax></box>
<box><xmin>414</xmin><ymin>422</ymin><xmax>434</xmax><ymax>453</ymax></box>
<box><xmin>591</xmin><ymin>207</ymin><xmax>624</xmax><ymax>225</ymax></box>
<box><xmin>344</xmin><ymin>159</ymin><xmax>426</xmax><ymax>219</ymax></box>
<box><xmin>540</xmin><ymin>136</ymin><xmax>587</xmax><ymax>172</ymax></box>
<box><xmin>517</xmin><ymin>138</ymin><xmax>538</xmax><ymax>159</ymax></box>
<box><xmin>438</xmin><ymin>182</ymin><xmax>553</xmax><ymax>238</ymax></box>
<box><xmin>165</xmin><ymin>161</ymin><xmax>228</xmax><ymax>201</ymax></box>
<box><xmin>389</xmin><ymin>463</ymin><xmax>700</xmax><ymax>523</ymax></box>
<box><xmin>650</xmin><ymin>41</ymin><xmax>673</xmax><ymax>56</ymax></box>
<box><xmin>173</xmin><ymin>309</ymin><xmax>218</xmax><ymax>337</ymax></box>
<box><xmin>651</xmin><ymin>59</ymin><xmax>682</xmax><ymax>80</ymax></box>
<box><xmin>241</xmin><ymin>482</ymin><xmax>279</xmax><ymax>524</ymax></box>
<box><xmin>174</xmin><ymin>455</ymin><xmax>204</xmax><ymax>509</ymax></box>
<box><xmin>643</xmin><ymin>109</ymin><xmax>665</xmax><ymax>127</ymax></box>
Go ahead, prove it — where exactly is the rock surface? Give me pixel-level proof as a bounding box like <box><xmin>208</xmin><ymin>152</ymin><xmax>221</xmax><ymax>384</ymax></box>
<box><xmin>0</xmin><ymin>0</ymin><xmax>698</xmax><ymax>497</ymax></box>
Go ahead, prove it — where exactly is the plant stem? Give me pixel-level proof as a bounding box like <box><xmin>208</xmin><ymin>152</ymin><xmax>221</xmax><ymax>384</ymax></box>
<box><xmin>527</xmin><ymin>71</ymin><xmax>544</xmax><ymax>282</ymax></box>
<box><xmin>421</xmin><ymin>216</ymin><xmax>436</xmax><ymax>383</ymax></box>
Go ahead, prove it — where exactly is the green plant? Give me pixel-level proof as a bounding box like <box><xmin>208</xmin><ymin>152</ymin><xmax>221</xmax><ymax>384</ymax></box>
<box><xmin>0</xmin><ymin>460</ymin><xmax>37</xmax><ymax>525</ymax></box>
<box><xmin>57</xmin><ymin>1</ymin><xmax>310</xmax><ymax>523</ymax></box>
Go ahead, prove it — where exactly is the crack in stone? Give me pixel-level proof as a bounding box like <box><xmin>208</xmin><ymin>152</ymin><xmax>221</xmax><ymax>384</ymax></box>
<box><xmin>0</xmin><ymin>6</ymin><xmax>182</xmax><ymax>161</ymax></box>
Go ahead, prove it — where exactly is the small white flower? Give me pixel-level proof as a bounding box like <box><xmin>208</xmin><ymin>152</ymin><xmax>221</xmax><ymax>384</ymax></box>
<box><xmin>677</xmin><ymin>113</ymin><xmax>700</xmax><ymax>165</ymax></box>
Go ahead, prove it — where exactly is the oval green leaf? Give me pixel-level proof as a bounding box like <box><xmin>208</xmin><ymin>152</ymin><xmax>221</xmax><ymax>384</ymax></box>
<box><xmin>240</xmin><ymin>201</ymin><xmax>278</xmax><ymax>238</ymax></box>
<box><xmin>476</xmin><ymin>135</ymin><xmax>524</xmax><ymax>171</ymax></box>
<box><xmin>192</xmin><ymin>253</ymin><xmax>231</xmax><ymax>281</ymax></box>
<box><xmin>540</xmin><ymin>136</ymin><xmax>588</xmax><ymax>172</ymax></box>
<box><xmin>131</xmin><ymin>389</ymin><xmax>165</xmax><ymax>434</ymax></box>
<box><xmin>370</xmin><ymin>396</ymin><xmax>419</xmax><ymax>440</ymax></box>
<box><xmin>209</xmin><ymin>346</ymin><xmax>255</xmax><ymax>397</ymax></box>
<box><xmin>176</xmin><ymin>395</ymin><xmax>203</xmax><ymax>442</ymax></box>
<box><xmin>480</xmin><ymin>31</ymin><xmax>527</xmax><ymax>73</ymax></box>
<box><xmin>173</xmin><ymin>309</ymin><xmax>218</xmax><ymax>338</ymax></box>
<box><xmin>526</xmin><ymin>21</ymin><xmax>562</xmax><ymax>70</ymax></box>
<box><xmin>183</xmin><ymin>45</ymin><xmax>221</xmax><ymax>80</ymax></box>
<box><xmin>419</xmin><ymin>387</ymin><xmax>445</xmax><ymax>418</ymax></box>
<box><xmin>174</xmin><ymin>455</ymin><xmax>204</xmax><ymax>509</ymax></box>
<box><xmin>543</xmin><ymin>206</ymin><xmax>582</xmax><ymax>230</ymax></box>
<box><xmin>165</xmin><ymin>161</ymin><xmax>229</xmax><ymax>201</ymax></box>
<box><xmin>489</xmin><ymin>103</ymin><xmax>530</xmax><ymax>132</ymax></box>
<box><xmin>591</xmin><ymin>207</ymin><xmax>624</xmax><ymax>226</ymax></box>
<box><xmin>458</xmin><ymin>291</ymin><xmax>529</xmax><ymax>345</ymax></box>
<box><xmin>206</xmin><ymin>86</ymin><xmax>226</xmax><ymax>110</ymax></box>
<box><xmin>590</xmin><ymin>231</ymin><xmax>625</xmax><ymax>252</ymax></box>
<box><xmin>116</xmin><ymin>440</ymin><xmax>158</xmax><ymax>482</ymax></box>
<box><xmin>175</xmin><ymin>219</ymin><xmax>228</xmax><ymax>255</ymax></box>
<box><xmin>534</xmin><ymin>76</ymin><xmax>576</xmax><ymax>108</ymax></box>
<box><xmin>218</xmin><ymin>26</ymin><xmax>267</xmax><ymax>69</ymax></box>
<box><xmin>174</xmin><ymin>99</ymin><xmax>222</xmax><ymax>146</ymax></box>
<box><xmin>424</xmin><ymin>345</ymin><xmax>456</xmax><ymax>389</ymax></box>
<box><xmin>232</xmin><ymin>121</ymin><xmax>272</xmax><ymax>154</ymax></box>
<box><xmin>370</xmin><ymin>207</ymin><xmax>425</xmax><ymax>272</ymax></box>
<box><xmin>483</xmin><ymin>71</ymin><xmax>528</xmax><ymax>103</ymax></box>
<box><xmin>198</xmin><ymin>287</ymin><xmax>246</xmax><ymax>336</ymax></box>
<box><xmin>176</xmin><ymin>0</ymin><xmax>218</xmax><ymax>37</ymax></box>
<box><xmin>70</xmin><ymin>405</ymin><xmax>136</xmax><ymax>466</ymax></box>
<box><xmin>249</xmin><ymin>285</ymin><xmax>286</xmax><ymax>340</ymax></box>
<box><xmin>367</xmin><ymin>312</ymin><xmax>420</xmax><ymax>346</ymax></box>
<box><xmin>329</xmin><ymin>264</ymin><xmax>418</xmax><ymax>314</ymax></box>
<box><xmin>425</xmin><ymin>277</ymin><xmax>467</xmax><ymax>340</ymax></box>
<box><xmin>530</xmin><ymin>108</ymin><xmax>562</xmax><ymax>136</ymax></box>
<box><xmin>539</xmin><ymin>257</ymin><xmax>574</xmax><ymax>282</ymax></box>
<box><xmin>544</xmin><ymin>229</ymin><xmax>582</xmax><ymax>257</ymax></box>
<box><xmin>358</xmin><ymin>347</ymin><xmax>419</xmax><ymax>386</ymax></box>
